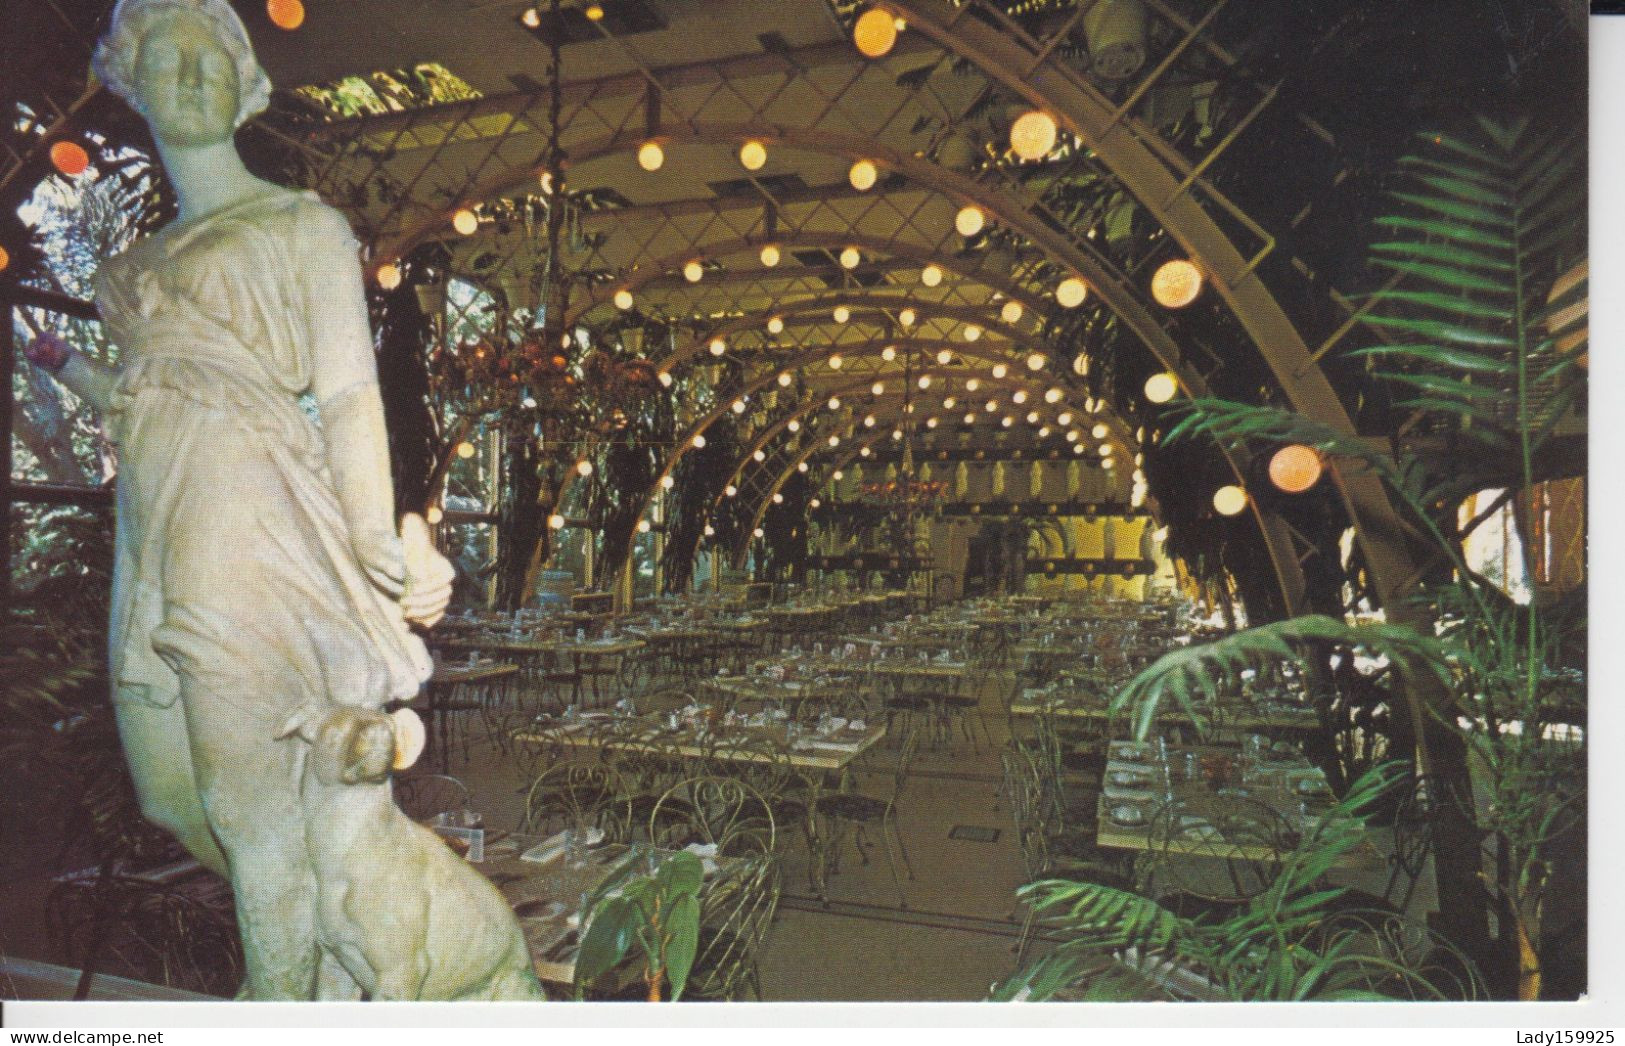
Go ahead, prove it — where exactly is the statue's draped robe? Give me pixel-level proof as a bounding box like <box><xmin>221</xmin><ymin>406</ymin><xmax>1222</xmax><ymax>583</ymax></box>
<box><xmin>94</xmin><ymin>189</ymin><xmax>429</xmax><ymax>724</ymax></box>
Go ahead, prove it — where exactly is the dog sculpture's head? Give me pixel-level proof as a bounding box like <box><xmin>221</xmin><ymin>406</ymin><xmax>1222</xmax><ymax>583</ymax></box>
<box><xmin>277</xmin><ymin>705</ymin><xmax>425</xmax><ymax>786</ymax></box>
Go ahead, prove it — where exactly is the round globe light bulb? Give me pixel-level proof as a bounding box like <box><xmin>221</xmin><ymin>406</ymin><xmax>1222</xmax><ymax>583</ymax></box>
<box><xmin>1152</xmin><ymin>258</ymin><xmax>1203</xmax><ymax>309</ymax></box>
<box><xmin>853</xmin><ymin>8</ymin><xmax>899</xmax><ymax>58</ymax></box>
<box><xmin>576</xmin><ymin>460</ymin><xmax>594</xmax><ymax>476</ymax></box>
<box><xmin>920</xmin><ymin>265</ymin><xmax>943</xmax><ymax>288</ymax></box>
<box><xmin>1144</xmin><ymin>372</ymin><xmax>1179</xmax><ymax>404</ymax></box>
<box><xmin>1026</xmin><ymin>352</ymin><xmax>1046</xmax><ymax>371</ymax></box>
<box><xmin>759</xmin><ymin>244</ymin><xmax>781</xmax><ymax>267</ymax></box>
<box><xmin>709</xmin><ymin>337</ymin><xmax>726</xmax><ymax>356</ymax></box>
<box><xmin>840</xmin><ymin>246</ymin><xmax>861</xmax><ymax>269</ymax></box>
<box><xmin>267</xmin><ymin>0</ymin><xmax>306</xmax><ymax>30</ymax></box>
<box><xmin>1056</xmin><ymin>276</ymin><xmax>1088</xmax><ymax>308</ymax></box>
<box><xmin>955</xmin><ymin>205</ymin><xmax>985</xmax><ymax>237</ymax></box>
<box><xmin>833</xmin><ymin>306</ymin><xmax>851</xmax><ymax>324</ymax></box>
<box><xmin>452</xmin><ymin>208</ymin><xmax>479</xmax><ymax>235</ymax></box>
<box><xmin>739</xmin><ymin>140</ymin><xmax>768</xmax><ymax>171</ymax></box>
<box><xmin>613</xmin><ymin>288</ymin><xmax>634</xmax><ymax>310</ymax></box>
<box><xmin>1001</xmin><ymin>299</ymin><xmax>1024</xmax><ymax>324</ymax></box>
<box><xmin>849</xmin><ymin>159</ymin><xmax>878</xmax><ymax>191</ymax></box>
<box><xmin>1268</xmin><ymin>444</ymin><xmax>1324</xmax><ymax>494</ymax></box>
<box><xmin>684</xmin><ymin>260</ymin><xmax>704</xmax><ymax>282</ymax></box>
<box><xmin>456</xmin><ymin>441</ymin><xmax>477</xmax><ymax>459</ymax></box>
<box><xmin>692</xmin><ymin>434</ymin><xmax>707</xmax><ymax>449</ymax></box>
<box><xmin>375</xmin><ymin>262</ymin><xmax>402</xmax><ymax>290</ymax></box>
<box><xmin>548</xmin><ymin>513</ymin><xmax>566</xmax><ymax>529</ymax></box>
<box><xmin>637</xmin><ymin>140</ymin><xmax>665</xmax><ymax>171</ymax></box>
<box><xmin>1009</xmin><ymin>110</ymin><xmax>1058</xmax><ymax>161</ymax></box>
<box><xmin>767</xmin><ymin>315</ymin><xmax>785</xmax><ymax>334</ymax></box>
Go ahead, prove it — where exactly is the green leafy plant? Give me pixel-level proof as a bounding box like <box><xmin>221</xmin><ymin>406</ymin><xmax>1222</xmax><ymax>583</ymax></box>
<box><xmin>993</xmin><ymin>763</ymin><xmax>1485</xmax><ymax>1001</ymax></box>
<box><xmin>1099</xmin><ymin>115</ymin><xmax>1585</xmax><ymax>999</ymax></box>
<box><xmin>572</xmin><ymin>848</ymin><xmax>704</xmax><ymax>1002</ymax></box>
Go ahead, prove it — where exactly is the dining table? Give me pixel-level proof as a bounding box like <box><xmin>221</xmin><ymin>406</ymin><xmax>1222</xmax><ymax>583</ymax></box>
<box><xmin>476</xmin><ymin>836</ymin><xmax>741</xmax><ymax>991</ymax></box>
<box><xmin>1011</xmin><ymin>685</ymin><xmax>1321</xmax><ymax>736</ymax></box>
<box><xmin>421</xmin><ymin>659</ymin><xmax>521</xmax><ymax>773</ymax></box>
<box><xmin>1092</xmin><ymin>741</ymin><xmax>1383</xmax><ymax>871</ymax></box>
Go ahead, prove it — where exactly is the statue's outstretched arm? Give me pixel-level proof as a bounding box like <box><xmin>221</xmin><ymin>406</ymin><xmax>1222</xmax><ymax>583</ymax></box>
<box><xmin>304</xmin><ymin>209</ymin><xmax>453</xmax><ymax>625</ymax></box>
<box><xmin>23</xmin><ymin>332</ymin><xmax>119</xmax><ymax>415</ymax></box>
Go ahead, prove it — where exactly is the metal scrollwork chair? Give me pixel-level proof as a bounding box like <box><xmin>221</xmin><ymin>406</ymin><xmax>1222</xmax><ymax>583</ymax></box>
<box><xmin>1304</xmin><ymin>908</ymin><xmax>1489</xmax><ymax>1000</ymax></box>
<box><xmin>1146</xmin><ymin>794</ymin><xmax>1298</xmax><ymax>920</ymax></box>
<box><xmin>812</xmin><ymin>726</ymin><xmax>920</xmax><ymax>908</ymax></box>
<box><xmin>522</xmin><ymin>761</ymin><xmax>630</xmax><ymax>843</ymax></box>
<box><xmin>393</xmin><ymin>773</ymin><xmax>474</xmax><ymax>822</ymax></box>
<box><xmin>646</xmin><ymin>776</ymin><xmax>781</xmax><ymax>1001</ymax></box>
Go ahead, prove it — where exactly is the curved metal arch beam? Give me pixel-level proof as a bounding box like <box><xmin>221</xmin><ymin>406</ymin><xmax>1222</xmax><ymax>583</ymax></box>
<box><xmin>418</xmin><ymin>121</ymin><xmax>1303</xmax><ymax>610</ymax></box>
<box><xmin>737</xmin><ymin>405</ymin><xmax>1134</xmax><ymax>566</ymax></box>
<box><xmin>577</xmin><ymin>231</ymin><xmax>1046</xmax><ymax>331</ymax></box>
<box><xmin>882</xmin><ymin>0</ymin><xmax>1413</xmax><ymax>615</ymax></box>
<box><xmin>721</xmin><ymin>373</ymin><xmax>1132</xmax><ymax>514</ymax></box>
<box><xmin>668</xmin><ymin>338</ymin><xmax>1082</xmax><ymax>407</ymax></box>
<box><xmin>657</xmin><ymin>372</ymin><xmax>1139</xmax><ymax>589</ymax></box>
<box><xmin>679</xmin><ymin>339</ymin><xmax>1131</xmax><ymax>455</ymax></box>
<box><xmin>655</xmin><ymin>294</ymin><xmax>1052</xmax><ymax>381</ymax></box>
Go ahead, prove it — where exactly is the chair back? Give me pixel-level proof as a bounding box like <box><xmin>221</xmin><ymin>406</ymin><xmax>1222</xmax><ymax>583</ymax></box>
<box><xmin>1148</xmin><ymin>793</ymin><xmax>1294</xmax><ymax>903</ymax></box>
<box><xmin>648</xmin><ymin>775</ymin><xmax>778</xmax><ymax>858</ymax></box>
<box><xmin>393</xmin><ymin>774</ymin><xmax>473</xmax><ymax>822</ymax></box>
<box><xmin>522</xmin><ymin>762</ymin><xmax>628</xmax><ymax>840</ymax></box>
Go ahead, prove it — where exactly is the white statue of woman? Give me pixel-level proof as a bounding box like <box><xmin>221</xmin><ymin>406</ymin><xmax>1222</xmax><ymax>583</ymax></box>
<box><xmin>22</xmin><ymin>0</ymin><xmax>479</xmax><ymax>999</ymax></box>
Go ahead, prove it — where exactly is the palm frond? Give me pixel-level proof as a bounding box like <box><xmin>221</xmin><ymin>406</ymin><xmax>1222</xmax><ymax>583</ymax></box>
<box><xmin>1109</xmin><ymin>618</ymin><xmax>1450</xmax><ymax>740</ymax></box>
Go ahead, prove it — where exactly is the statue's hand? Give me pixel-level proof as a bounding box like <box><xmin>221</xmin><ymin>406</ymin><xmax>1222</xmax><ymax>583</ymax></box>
<box><xmin>400</xmin><ymin>513</ymin><xmax>454</xmax><ymax>629</ymax></box>
<box><xmin>353</xmin><ymin>527</ymin><xmax>407</xmax><ymax>598</ymax></box>
<box><xmin>24</xmin><ymin>332</ymin><xmax>72</xmax><ymax>372</ymax></box>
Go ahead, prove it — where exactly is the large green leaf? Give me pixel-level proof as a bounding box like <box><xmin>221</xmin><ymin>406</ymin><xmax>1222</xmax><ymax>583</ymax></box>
<box><xmin>654</xmin><ymin>850</ymin><xmax>705</xmax><ymax>899</ymax></box>
<box><xmin>1374</xmin><ymin>214</ymin><xmax>1512</xmax><ymax>249</ymax></box>
<box><xmin>1390</xmin><ymin>191</ymin><xmax>1510</xmax><ymax>230</ymax></box>
<box><xmin>662</xmin><ymin>893</ymin><xmax>701</xmax><ymax>1001</ymax></box>
<box><xmin>573</xmin><ymin>894</ymin><xmax>639</xmax><ymax>996</ymax></box>
<box><xmin>1370</xmin><ymin>239</ymin><xmax>1513</xmax><ymax>272</ymax></box>
<box><xmin>1370</xmin><ymin>259</ymin><xmax>1508</xmax><ymax>294</ymax></box>
<box><xmin>1357</xmin><ymin>317</ymin><xmax>1514</xmax><ymax>350</ymax></box>
<box><xmin>1351</xmin><ymin>343</ymin><xmax>1514</xmax><ymax>373</ymax></box>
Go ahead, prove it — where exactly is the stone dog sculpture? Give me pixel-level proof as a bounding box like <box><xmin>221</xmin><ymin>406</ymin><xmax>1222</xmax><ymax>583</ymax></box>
<box><xmin>22</xmin><ymin>0</ymin><xmax>540</xmax><ymax>1000</ymax></box>
<box><xmin>278</xmin><ymin>705</ymin><xmax>545</xmax><ymax>1002</ymax></box>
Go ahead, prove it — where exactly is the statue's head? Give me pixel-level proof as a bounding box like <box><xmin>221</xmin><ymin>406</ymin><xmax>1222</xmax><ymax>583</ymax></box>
<box><xmin>93</xmin><ymin>0</ymin><xmax>271</xmax><ymax>148</ymax></box>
